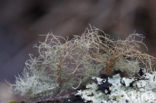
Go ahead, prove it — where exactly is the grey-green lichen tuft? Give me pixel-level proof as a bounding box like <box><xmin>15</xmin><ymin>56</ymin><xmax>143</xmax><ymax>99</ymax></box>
<box><xmin>11</xmin><ymin>27</ymin><xmax>155</xmax><ymax>101</ymax></box>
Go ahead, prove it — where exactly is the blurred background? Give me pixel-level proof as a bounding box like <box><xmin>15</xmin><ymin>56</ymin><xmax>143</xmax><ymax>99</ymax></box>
<box><xmin>0</xmin><ymin>0</ymin><xmax>156</xmax><ymax>102</ymax></box>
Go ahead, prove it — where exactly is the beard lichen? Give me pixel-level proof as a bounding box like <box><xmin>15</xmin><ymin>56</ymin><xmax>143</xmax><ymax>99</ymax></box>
<box><xmin>12</xmin><ymin>27</ymin><xmax>155</xmax><ymax>101</ymax></box>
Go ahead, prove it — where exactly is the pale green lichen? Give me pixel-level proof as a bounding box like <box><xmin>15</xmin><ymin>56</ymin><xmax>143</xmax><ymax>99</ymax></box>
<box><xmin>77</xmin><ymin>73</ymin><xmax>156</xmax><ymax>103</ymax></box>
<box><xmin>12</xmin><ymin>27</ymin><xmax>155</xmax><ymax>101</ymax></box>
<box><xmin>114</xmin><ymin>57</ymin><xmax>140</xmax><ymax>77</ymax></box>
<box><xmin>12</xmin><ymin>28</ymin><xmax>104</xmax><ymax>100</ymax></box>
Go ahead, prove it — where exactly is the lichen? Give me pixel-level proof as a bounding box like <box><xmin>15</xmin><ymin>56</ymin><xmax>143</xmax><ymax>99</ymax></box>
<box><xmin>11</xmin><ymin>27</ymin><xmax>155</xmax><ymax>101</ymax></box>
<box><xmin>77</xmin><ymin>72</ymin><xmax>156</xmax><ymax>103</ymax></box>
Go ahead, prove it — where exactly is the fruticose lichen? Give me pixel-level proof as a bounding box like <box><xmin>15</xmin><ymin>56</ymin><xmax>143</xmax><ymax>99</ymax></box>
<box><xmin>11</xmin><ymin>27</ymin><xmax>155</xmax><ymax>101</ymax></box>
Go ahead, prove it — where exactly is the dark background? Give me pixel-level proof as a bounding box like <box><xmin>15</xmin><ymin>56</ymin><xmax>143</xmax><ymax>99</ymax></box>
<box><xmin>0</xmin><ymin>0</ymin><xmax>156</xmax><ymax>102</ymax></box>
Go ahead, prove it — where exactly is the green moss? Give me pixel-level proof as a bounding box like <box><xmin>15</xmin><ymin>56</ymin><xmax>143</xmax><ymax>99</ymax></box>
<box><xmin>8</xmin><ymin>101</ymin><xmax>17</xmax><ymax>103</ymax></box>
